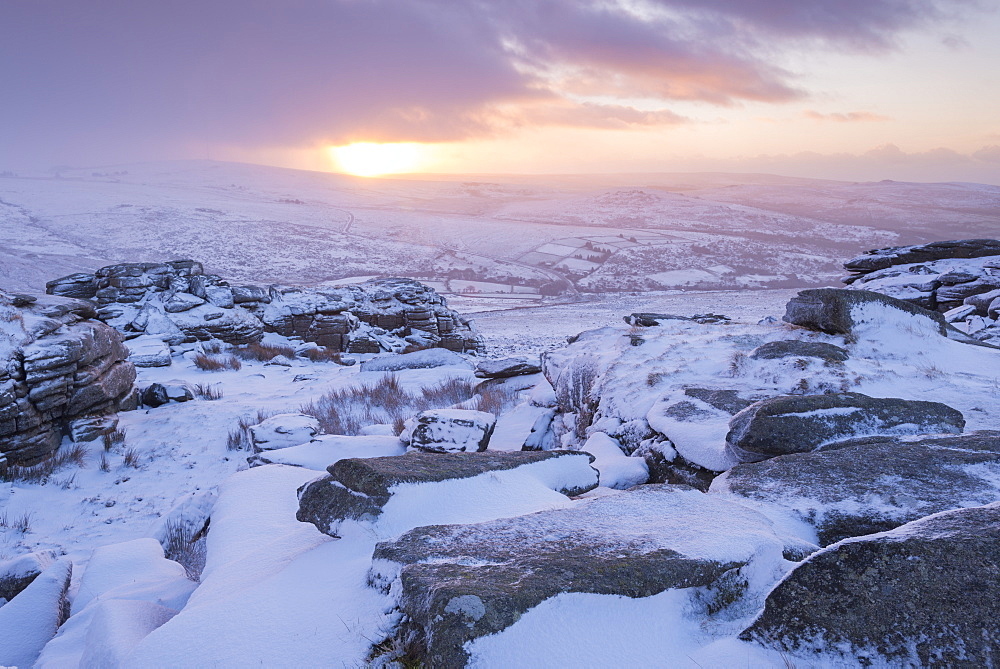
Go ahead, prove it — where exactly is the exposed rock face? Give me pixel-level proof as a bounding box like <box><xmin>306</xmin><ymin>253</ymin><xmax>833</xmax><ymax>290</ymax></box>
<box><xmin>725</xmin><ymin>392</ymin><xmax>965</xmax><ymax>463</ymax></box>
<box><xmin>46</xmin><ymin>263</ymin><xmax>482</xmax><ymax>354</ymax></box>
<box><xmin>842</xmin><ymin>239</ymin><xmax>1000</xmax><ymax>345</ymax></box>
<box><xmin>474</xmin><ymin>356</ymin><xmax>542</xmax><ymax>379</ymax></box>
<box><xmin>712</xmin><ymin>432</ymin><xmax>1000</xmax><ymax>545</ymax></box>
<box><xmin>0</xmin><ymin>550</ymin><xmax>57</xmax><ymax>604</ymax></box>
<box><xmin>783</xmin><ymin>288</ymin><xmax>949</xmax><ymax>336</ymax></box>
<box><xmin>844</xmin><ymin>239</ymin><xmax>1000</xmax><ymax>275</ymax></box>
<box><xmin>742</xmin><ymin>503</ymin><xmax>1000</xmax><ymax>667</ymax></box>
<box><xmin>371</xmin><ymin>485</ymin><xmax>805</xmax><ymax>668</ymax></box>
<box><xmin>296</xmin><ymin>451</ymin><xmax>597</xmax><ymax>536</ymax></box>
<box><xmin>749</xmin><ymin>340</ymin><xmax>848</xmax><ymax>362</ymax></box>
<box><xmin>405</xmin><ymin>409</ymin><xmax>496</xmax><ymax>453</ymax></box>
<box><xmin>0</xmin><ymin>291</ymin><xmax>136</xmax><ymax>466</ymax></box>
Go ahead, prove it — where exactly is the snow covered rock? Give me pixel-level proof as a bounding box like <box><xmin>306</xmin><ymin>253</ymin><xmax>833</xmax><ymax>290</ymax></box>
<box><xmin>725</xmin><ymin>392</ymin><xmax>965</xmax><ymax>463</ymax></box>
<box><xmin>249</xmin><ymin>413</ymin><xmax>320</xmax><ymax>452</ymax></box>
<box><xmin>749</xmin><ymin>340</ymin><xmax>849</xmax><ymax>362</ymax></box>
<box><xmin>742</xmin><ymin>502</ymin><xmax>1000</xmax><ymax>666</ymax></box>
<box><xmin>248</xmin><ymin>434</ymin><xmax>405</xmax><ymax>469</ymax></box>
<box><xmin>371</xmin><ymin>484</ymin><xmax>807</xmax><ymax>668</ymax></box>
<box><xmin>712</xmin><ymin>431</ymin><xmax>1000</xmax><ymax>545</ymax></box>
<box><xmin>783</xmin><ymin>287</ymin><xmax>949</xmax><ymax>336</ymax></box>
<box><xmin>360</xmin><ymin>347</ymin><xmax>472</xmax><ymax>372</ymax></box>
<box><xmin>0</xmin><ymin>290</ymin><xmax>136</xmax><ymax>465</ymax></box>
<box><xmin>405</xmin><ymin>408</ymin><xmax>496</xmax><ymax>453</ymax></box>
<box><xmin>0</xmin><ymin>558</ymin><xmax>72</xmax><ymax>668</ymax></box>
<box><xmin>296</xmin><ymin>450</ymin><xmax>598</xmax><ymax>537</ymax></box>
<box><xmin>843</xmin><ymin>239</ymin><xmax>1000</xmax><ymax>274</ymax></box>
<box><xmin>0</xmin><ymin>550</ymin><xmax>56</xmax><ymax>604</ymax></box>
<box><xmin>68</xmin><ymin>415</ymin><xmax>119</xmax><ymax>443</ymax></box>
<box><xmin>474</xmin><ymin>356</ymin><xmax>542</xmax><ymax>379</ymax></box>
<box><xmin>581</xmin><ymin>432</ymin><xmax>649</xmax><ymax>489</ymax></box>
<box><xmin>126</xmin><ymin>335</ymin><xmax>172</xmax><ymax>367</ymax></box>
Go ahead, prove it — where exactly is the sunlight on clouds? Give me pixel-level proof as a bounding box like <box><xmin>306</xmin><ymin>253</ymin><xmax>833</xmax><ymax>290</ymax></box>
<box><xmin>329</xmin><ymin>142</ymin><xmax>428</xmax><ymax>177</ymax></box>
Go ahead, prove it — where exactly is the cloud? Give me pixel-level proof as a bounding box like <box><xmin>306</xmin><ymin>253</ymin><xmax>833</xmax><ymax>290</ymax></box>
<box><xmin>0</xmin><ymin>0</ymin><xmax>976</xmax><ymax>166</ymax></box>
<box><xmin>803</xmin><ymin>110</ymin><xmax>891</xmax><ymax>122</ymax></box>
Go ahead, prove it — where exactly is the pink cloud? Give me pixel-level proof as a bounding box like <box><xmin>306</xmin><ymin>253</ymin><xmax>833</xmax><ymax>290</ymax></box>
<box><xmin>804</xmin><ymin>110</ymin><xmax>892</xmax><ymax>122</ymax></box>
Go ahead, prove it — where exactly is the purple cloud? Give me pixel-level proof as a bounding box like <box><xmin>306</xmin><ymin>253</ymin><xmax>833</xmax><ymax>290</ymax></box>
<box><xmin>0</xmin><ymin>0</ymin><xmax>974</xmax><ymax>166</ymax></box>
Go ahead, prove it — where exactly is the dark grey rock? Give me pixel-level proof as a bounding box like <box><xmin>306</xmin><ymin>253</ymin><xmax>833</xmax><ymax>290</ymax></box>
<box><xmin>844</xmin><ymin>239</ymin><xmax>1000</xmax><ymax>274</ymax></box>
<box><xmin>0</xmin><ymin>551</ymin><xmax>56</xmax><ymax>604</ymax></box>
<box><xmin>140</xmin><ymin>383</ymin><xmax>170</xmax><ymax>408</ymax></box>
<box><xmin>371</xmin><ymin>485</ymin><xmax>801</xmax><ymax>668</ymax></box>
<box><xmin>783</xmin><ymin>288</ymin><xmax>948</xmax><ymax>336</ymax></box>
<box><xmin>713</xmin><ymin>431</ymin><xmax>1000</xmax><ymax>545</ymax></box>
<box><xmin>749</xmin><ymin>340</ymin><xmax>849</xmax><ymax>363</ymax></box>
<box><xmin>683</xmin><ymin>388</ymin><xmax>758</xmax><ymax>415</ymax></box>
<box><xmin>296</xmin><ymin>450</ymin><xmax>597</xmax><ymax>536</ymax></box>
<box><xmin>726</xmin><ymin>392</ymin><xmax>964</xmax><ymax>463</ymax></box>
<box><xmin>742</xmin><ymin>503</ymin><xmax>1000</xmax><ymax>667</ymax></box>
<box><xmin>474</xmin><ymin>357</ymin><xmax>542</xmax><ymax>379</ymax></box>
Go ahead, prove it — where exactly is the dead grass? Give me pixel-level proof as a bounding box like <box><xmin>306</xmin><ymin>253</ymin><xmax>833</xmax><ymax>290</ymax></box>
<box><xmin>193</xmin><ymin>353</ymin><xmax>242</xmax><ymax>372</ymax></box>
<box><xmin>191</xmin><ymin>383</ymin><xmax>224</xmax><ymax>400</ymax></box>
<box><xmin>102</xmin><ymin>427</ymin><xmax>127</xmax><ymax>451</ymax></box>
<box><xmin>122</xmin><ymin>448</ymin><xmax>142</xmax><ymax>469</ymax></box>
<box><xmin>0</xmin><ymin>510</ymin><xmax>32</xmax><ymax>533</ymax></box>
<box><xmin>473</xmin><ymin>383</ymin><xmax>520</xmax><ymax>416</ymax></box>
<box><xmin>162</xmin><ymin>517</ymin><xmax>209</xmax><ymax>581</ymax></box>
<box><xmin>1</xmin><ymin>442</ymin><xmax>89</xmax><ymax>484</ymax></box>
<box><xmin>300</xmin><ymin>347</ymin><xmax>345</xmax><ymax>364</ymax></box>
<box><xmin>301</xmin><ymin>374</ymin><xmax>476</xmax><ymax>436</ymax></box>
<box><xmin>234</xmin><ymin>342</ymin><xmax>296</xmax><ymax>362</ymax></box>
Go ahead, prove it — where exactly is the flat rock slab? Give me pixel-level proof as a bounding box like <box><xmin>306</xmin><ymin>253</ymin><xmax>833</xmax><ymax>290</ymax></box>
<box><xmin>372</xmin><ymin>485</ymin><xmax>798</xmax><ymax>668</ymax></box>
<box><xmin>474</xmin><ymin>357</ymin><xmax>542</xmax><ymax>379</ymax></box>
<box><xmin>406</xmin><ymin>408</ymin><xmax>496</xmax><ymax>453</ymax></box>
<box><xmin>725</xmin><ymin>392</ymin><xmax>964</xmax><ymax>463</ymax></box>
<box><xmin>359</xmin><ymin>348</ymin><xmax>471</xmax><ymax>372</ymax></box>
<box><xmin>296</xmin><ymin>450</ymin><xmax>598</xmax><ymax>535</ymax></box>
<box><xmin>712</xmin><ymin>432</ymin><xmax>1000</xmax><ymax>545</ymax></box>
<box><xmin>844</xmin><ymin>239</ymin><xmax>1000</xmax><ymax>274</ymax></box>
<box><xmin>742</xmin><ymin>503</ymin><xmax>1000</xmax><ymax>667</ymax></box>
<box><xmin>749</xmin><ymin>340</ymin><xmax>849</xmax><ymax>362</ymax></box>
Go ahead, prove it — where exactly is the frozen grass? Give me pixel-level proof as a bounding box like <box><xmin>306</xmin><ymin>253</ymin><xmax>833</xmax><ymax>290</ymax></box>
<box><xmin>0</xmin><ymin>510</ymin><xmax>32</xmax><ymax>533</ymax></box>
<box><xmin>234</xmin><ymin>342</ymin><xmax>297</xmax><ymax>362</ymax></box>
<box><xmin>473</xmin><ymin>382</ymin><xmax>520</xmax><ymax>416</ymax></box>
<box><xmin>122</xmin><ymin>448</ymin><xmax>142</xmax><ymax>469</ymax></box>
<box><xmin>300</xmin><ymin>374</ymin><xmax>476</xmax><ymax>436</ymax></box>
<box><xmin>102</xmin><ymin>427</ymin><xmax>127</xmax><ymax>452</ymax></box>
<box><xmin>193</xmin><ymin>353</ymin><xmax>242</xmax><ymax>372</ymax></box>
<box><xmin>162</xmin><ymin>517</ymin><xmax>209</xmax><ymax>581</ymax></box>
<box><xmin>0</xmin><ymin>443</ymin><xmax>88</xmax><ymax>484</ymax></box>
<box><xmin>191</xmin><ymin>383</ymin><xmax>224</xmax><ymax>400</ymax></box>
<box><xmin>227</xmin><ymin>409</ymin><xmax>277</xmax><ymax>451</ymax></box>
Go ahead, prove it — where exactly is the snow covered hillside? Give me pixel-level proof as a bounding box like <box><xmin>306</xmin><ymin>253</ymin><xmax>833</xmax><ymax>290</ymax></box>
<box><xmin>2</xmin><ymin>162</ymin><xmax>997</xmax><ymax>298</ymax></box>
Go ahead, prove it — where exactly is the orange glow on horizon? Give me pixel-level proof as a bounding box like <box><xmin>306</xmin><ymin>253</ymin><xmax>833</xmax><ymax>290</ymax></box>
<box><xmin>328</xmin><ymin>142</ymin><xmax>427</xmax><ymax>177</ymax></box>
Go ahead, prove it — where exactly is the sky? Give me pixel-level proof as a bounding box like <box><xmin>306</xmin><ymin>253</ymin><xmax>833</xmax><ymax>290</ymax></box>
<box><xmin>2</xmin><ymin>0</ymin><xmax>999</xmax><ymax>183</ymax></box>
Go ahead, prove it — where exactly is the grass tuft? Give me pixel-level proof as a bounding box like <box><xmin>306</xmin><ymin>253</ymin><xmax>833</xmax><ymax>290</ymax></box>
<box><xmin>193</xmin><ymin>353</ymin><xmax>241</xmax><ymax>372</ymax></box>
<box><xmin>300</xmin><ymin>347</ymin><xmax>344</xmax><ymax>364</ymax></box>
<box><xmin>227</xmin><ymin>409</ymin><xmax>277</xmax><ymax>451</ymax></box>
<box><xmin>234</xmin><ymin>342</ymin><xmax>296</xmax><ymax>362</ymax></box>
<box><xmin>191</xmin><ymin>383</ymin><xmax>224</xmax><ymax>400</ymax></box>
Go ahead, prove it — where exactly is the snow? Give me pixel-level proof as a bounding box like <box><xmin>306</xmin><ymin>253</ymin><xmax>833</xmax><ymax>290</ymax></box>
<box><xmin>0</xmin><ymin>558</ymin><xmax>70</xmax><ymax>668</ymax></box>
<box><xmin>251</xmin><ymin>434</ymin><xmax>405</xmax><ymax>469</ymax></box>
<box><xmin>581</xmin><ymin>432</ymin><xmax>649</xmax><ymax>489</ymax></box>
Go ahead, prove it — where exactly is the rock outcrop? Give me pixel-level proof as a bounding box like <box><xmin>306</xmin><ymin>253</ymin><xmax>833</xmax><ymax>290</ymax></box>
<box><xmin>0</xmin><ymin>290</ymin><xmax>136</xmax><ymax>466</ymax></box>
<box><xmin>712</xmin><ymin>431</ymin><xmax>1000</xmax><ymax>545</ymax></box>
<box><xmin>742</xmin><ymin>503</ymin><xmax>1000</xmax><ymax>667</ymax></box>
<box><xmin>725</xmin><ymin>392</ymin><xmax>965</xmax><ymax>463</ymax></box>
<box><xmin>47</xmin><ymin>262</ymin><xmax>482</xmax><ymax>354</ymax></box>
<box><xmin>842</xmin><ymin>239</ymin><xmax>1000</xmax><ymax>344</ymax></box>
<box><xmin>296</xmin><ymin>450</ymin><xmax>597</xmax><ymax>537</ymax></box>
<box><xmin>404</xmin><ymin>409</ymin><xmax>497</xmax><ymax>453</ymax></box>
<box><xmin>371</xmin><ymin>485</ymin><xmax>807</xmax><ymax>668</ymax></box>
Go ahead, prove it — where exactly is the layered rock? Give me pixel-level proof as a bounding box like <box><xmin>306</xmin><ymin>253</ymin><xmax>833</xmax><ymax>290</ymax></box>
<box><xmin>0</xmin><ymin>290</ymin><xmax>136</xmax><ymax>466</ymax></box>
<box><xmin>47</xmin><ymin>263</ymin><xmax>482</xmax><ymax>354</ymax></box>
<box><xmin>742</xmin><ymin>503</ymin><xmax>1000</xmax><ymax>666</ymax></box>
<box><xmin>712</xmin><ymin>431</ymin><xmax>1000</xmax><ymax>545</ymax></box>
<box><xmin>725</xmin><ymin>392</ymin><xmax>964</xmax><ymax>463</ymax></box>
<box><xmin>842</xmin><ymin>239</ymin><xmax>1000</xmax><ymax>344</ymax></box>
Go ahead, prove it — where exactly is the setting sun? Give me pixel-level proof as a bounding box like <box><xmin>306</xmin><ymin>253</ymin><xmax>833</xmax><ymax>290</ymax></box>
<box><xmin>329</xmin><ymin>142</ymin><xmax>426</xmax><ymax>177</ymax></box>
